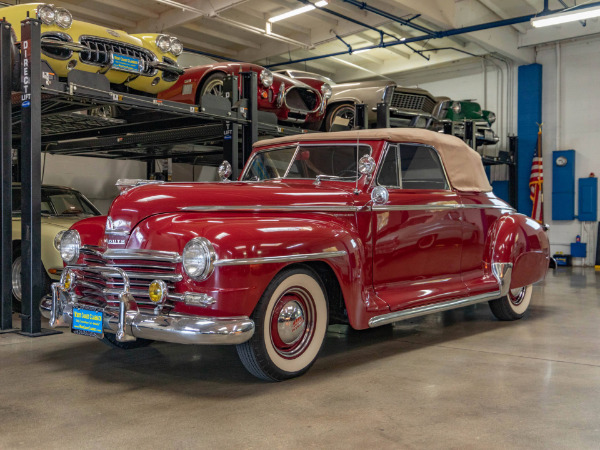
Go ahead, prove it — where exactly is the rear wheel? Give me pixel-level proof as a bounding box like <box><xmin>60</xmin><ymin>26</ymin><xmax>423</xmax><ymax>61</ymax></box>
<box><xmin>325</xmin><ymin>103</ymin><xmax>355</xmax><ymax>131</ymax></box>
<box><xmin>488</xmin><ymin>285</ymin><xmax>532</xmax><ymax>321</ymax></box>
<box><xmin>236</xmin><ymin>267</ymin><xmax>329</xmax><ymax>381</ymax></box>
<box><xmin>101</xmin><ymin>333</ymin><xmax>154</xmax><ymax>350</ymax></box>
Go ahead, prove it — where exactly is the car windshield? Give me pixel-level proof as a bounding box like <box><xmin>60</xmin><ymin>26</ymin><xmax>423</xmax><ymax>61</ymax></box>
<box><xmin>242</xmin><ymin>144</ymin><xmax>371</xmax><ymax>181</ymax></box>
<box><xmin>12</xmin><ymin>187</ymin><xmax>101</xmax><ymax>217</ymax></box>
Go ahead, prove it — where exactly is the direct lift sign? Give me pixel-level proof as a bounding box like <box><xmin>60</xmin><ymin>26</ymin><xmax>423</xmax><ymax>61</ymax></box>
<box><xmin>21</xmin><ymin>37</ymin><xmax>30</xmax><ymax>107</ymax></box>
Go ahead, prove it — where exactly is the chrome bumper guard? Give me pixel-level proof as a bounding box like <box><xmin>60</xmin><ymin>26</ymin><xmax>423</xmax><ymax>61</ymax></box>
<box><xmin>40</xmin><ymin>266</ymin><xmax>254</xmax><ymax>345</ymax></box>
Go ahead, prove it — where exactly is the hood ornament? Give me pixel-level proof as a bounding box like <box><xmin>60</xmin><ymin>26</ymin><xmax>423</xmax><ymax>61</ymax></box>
<box><xmin>218</xmin><ymin>160</ymin><xmax>232</xmax><ymax>182</ymax></box>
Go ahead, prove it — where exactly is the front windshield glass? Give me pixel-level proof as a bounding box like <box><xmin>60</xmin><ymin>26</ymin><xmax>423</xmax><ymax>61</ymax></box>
<box><xmin>242</xmin><ymin>144</ymin><xmax>371</xmax><ymax>181</ymax></box>
<box><xmin>12</xmin><ymin>187</ymin><xmax>100</xmax><ymax>216</ymax></box>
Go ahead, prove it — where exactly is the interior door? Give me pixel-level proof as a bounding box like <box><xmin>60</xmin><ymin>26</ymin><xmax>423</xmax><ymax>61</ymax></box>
<box><xmin>372</xmin><ymin>143</ymin><xmax>466</xmax><ymax>311</ymax></box>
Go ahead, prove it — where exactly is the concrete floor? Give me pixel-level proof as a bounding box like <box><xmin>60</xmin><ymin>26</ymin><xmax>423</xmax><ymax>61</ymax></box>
<box><xmin>1</xmin><ymin>267</ymin><xmax>599</xmax><ymax>449</ymax></box>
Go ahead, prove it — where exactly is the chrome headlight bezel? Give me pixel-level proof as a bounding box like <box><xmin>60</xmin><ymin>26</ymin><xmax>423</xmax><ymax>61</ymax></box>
<box><xmin>170</xmin><ymin>37</ymin><xmax>183</xmax><ymax>56</ymax></box>
<box><xmin>54</xmin><ymin>7</ymin><xmax>73</xmax><ymax>29</ymax></box>
<box><xmin>182</xmin><ymin>237</ymin><xmax>216</xmax><ymax>281</ymax></box>
<box><xmin>37</xmin><ymin>4</ymin><xmax>56</xmax><ymax>25</ymax></box>
<box><xmin>260</xmin><ymin>69</ymin><xmax>274</xmax><ymax>88</ymax></box>
<box><xmin>321</xmin><ymin>82</ymin><xmax>332</xmax><ymax>99</ymax></box>
<box><xmin>156</xmin><ymin>34</ymin><xmax>172</xmax><ymax>53</ymax></box>
<box><xmin>60</xmin><ymin>230</ymin><xmax>81</xmax><ymax>264</ymax></box>
<box><xmin>451</xmin><ymin>101</ymin><xmax>462</xmax><ymax>114</ymax></box>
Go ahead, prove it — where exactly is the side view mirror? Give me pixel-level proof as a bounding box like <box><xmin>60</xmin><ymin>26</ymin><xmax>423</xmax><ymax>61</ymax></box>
<box><xmin>371</xmin><ymin>186</ymin><xmax>389</xmax><ymax>205</ymax></box>
<box><xmin>218</xmin><ymin>160</ymin><xmax>232</xmax><ymax>182</ymax></box>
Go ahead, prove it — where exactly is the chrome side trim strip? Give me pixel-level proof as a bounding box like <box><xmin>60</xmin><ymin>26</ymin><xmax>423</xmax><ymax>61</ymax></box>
<box><xmin>368</xmin><ymin>290</ymin><xmax>501</xmax><ymax>328</ymax></box>
<box><xmin>214</xmin><ymin>250</ymin><xmax>347</xmax><ymax>267</ymax></box>
<box><xmin>372</xmin><ymin>204</ymin><xmax>513</xmax><ymax>212</ymax></box>
<box><xmin>180</xmin><ymin>205</ymin><xmax>359</xmax><ymax>212</ymax></box>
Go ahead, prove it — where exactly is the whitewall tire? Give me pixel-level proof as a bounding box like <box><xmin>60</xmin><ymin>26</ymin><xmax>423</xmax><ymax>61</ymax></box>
<box><xmin>488</xmin><ymin>284</ymin><xmax>533</xmax><ymax>321</ymax></box>
<box><xmin>237</xmin><ymin>267</ymin><xmax>328</xmax><ymax>381</ymax></box>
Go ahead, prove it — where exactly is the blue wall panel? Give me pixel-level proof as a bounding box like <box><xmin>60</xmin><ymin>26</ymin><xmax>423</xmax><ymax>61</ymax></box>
<box><xmin>492</xmin><ymin>180</ymin><xmax>510</xmax><ymax>204</ymax></box>
<box><xmin>517</xmin><ymin>64</ymin><xmax>543</xmax><ymax>216</ymax></box>
<box><xmin>578</xmin><ymin>177</ymin><xmax>598</xmax><ymax>221</ymax></box>
<box><xmin>552</xmin><ymin>149</ymin><xmax>576</xmax><ymax>220</ymax></box>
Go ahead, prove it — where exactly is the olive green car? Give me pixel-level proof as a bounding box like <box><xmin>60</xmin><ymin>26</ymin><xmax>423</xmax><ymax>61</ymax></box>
<box><xmin>11</xmin><ymin>184</ymin><xmax>100</xmax><ymax>312</ymax></box>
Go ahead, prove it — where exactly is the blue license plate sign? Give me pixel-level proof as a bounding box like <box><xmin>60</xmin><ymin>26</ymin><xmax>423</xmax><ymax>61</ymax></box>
<box><xmin>72</xmin><ymin>307</ymin><xmax>103</xmax><ymax>338</ymax></box>
<box><xmin>112</xmin><ymin>54</ymin><xmax>140</xmax><ymax>73</ymax></box>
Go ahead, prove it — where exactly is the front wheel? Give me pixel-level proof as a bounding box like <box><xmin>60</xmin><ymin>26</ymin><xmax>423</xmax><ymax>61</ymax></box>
<box><xmin>488</xmin><ymin>285</ymin><xmax>533</xmax><ymax>321</ymax></box>
<box><xmin>236</xmin><ymin>267</ymin><xmax>329</xmax><ymax>381</ymax></box>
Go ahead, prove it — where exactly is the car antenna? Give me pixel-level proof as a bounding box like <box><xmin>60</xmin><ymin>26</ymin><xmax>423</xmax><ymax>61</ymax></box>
<box><xmin>354</xmin><ymin>132</ymin><xmax>360</xmax><ymax>195</ymax></box>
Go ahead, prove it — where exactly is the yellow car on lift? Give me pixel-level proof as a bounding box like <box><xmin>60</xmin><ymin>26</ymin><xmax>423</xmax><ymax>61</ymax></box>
<box><xmin>11</xmin><ymin>183</ymin><xmax>101</xmax><ymax>312</ymax></box>
<box><xmin>4</xmin><ymin>3</ymin><xmax>184</xmax><ymax>95</ymax></box>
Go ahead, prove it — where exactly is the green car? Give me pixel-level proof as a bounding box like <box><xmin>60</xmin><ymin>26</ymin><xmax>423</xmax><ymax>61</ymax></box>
<box><xmin>11</xmin><ymin>184</ymin><xmax>101</xmax><ymax>312</ymax></box>
<box><xmin>435</xmin><ymin>99</ymin><xmax>499</xmax><ymax>146</ymax></box>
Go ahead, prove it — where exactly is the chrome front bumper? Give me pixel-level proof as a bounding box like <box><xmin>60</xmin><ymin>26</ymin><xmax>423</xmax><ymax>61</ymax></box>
<box><xmin>40</xmin><ymin>279</ymin><xmax>254</xmax><ymax>346</ymax></box>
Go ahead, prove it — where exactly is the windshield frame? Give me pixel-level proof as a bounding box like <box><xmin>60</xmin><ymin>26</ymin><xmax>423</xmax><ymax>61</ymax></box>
<box><xmin>11</xmin><ymin>186</ymin><xmax>101</xmax><ymax>217</ymax></box>
<box><xmin>241</xmin><ymin>142</ymin><xmax>374</xmax><ymax>182</ymax></box>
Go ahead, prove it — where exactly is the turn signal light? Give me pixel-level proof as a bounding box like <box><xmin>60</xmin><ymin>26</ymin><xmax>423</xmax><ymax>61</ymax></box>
<box><xmin>64</xmin><ymin>272</ymin><xmax>72</xmax><ymax>290</ymax></box>
<box><xmin>149</xmin><ymin>280</ymin><xmax>167</xmax><ymax>303</ymax></box>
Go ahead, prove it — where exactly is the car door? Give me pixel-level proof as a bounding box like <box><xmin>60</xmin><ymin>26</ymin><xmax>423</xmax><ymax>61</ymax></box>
<box><xmin>372</xmin><ymin>143</ymin><xmax>466</xmax><ymax>311</ymax></box>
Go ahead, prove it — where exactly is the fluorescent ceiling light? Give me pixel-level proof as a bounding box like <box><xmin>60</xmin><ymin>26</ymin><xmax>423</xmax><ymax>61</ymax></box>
<box><xmin>531</xmin><ymin>6</ymin><xmax>600</xmax><ymax>28</ymax></box>
<box><xmin>268</xmin><ymin>1</ymin><xmax>327</xmax><ymax>23</ymax></box>
<box><xmin>353</xmin><ymin>49</ymin><xmax>370</xmax><ymax>54</ymax></box>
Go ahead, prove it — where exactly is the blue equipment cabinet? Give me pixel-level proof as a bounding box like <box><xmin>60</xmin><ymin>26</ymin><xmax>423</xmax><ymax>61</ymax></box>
<box><xmin>552</xmin><ymin>150</ymin><xmax>576</xmax><ymax>220</ymax></box>
<box><xmin>578</xmin><ymin>177</ymin><xmax>598</xmax><ymax>222</ymax></box>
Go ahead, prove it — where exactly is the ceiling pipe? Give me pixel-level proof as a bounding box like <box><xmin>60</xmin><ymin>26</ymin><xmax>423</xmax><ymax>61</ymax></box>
<box><xmin>339</xmin><ymin>0</ymin><xmax>436</xmax><ymax>36</ymax></box>
<box><xmin>266</xmin><ymin>1</ymin><xmax>600</xmax><ymax>68</ymax></box>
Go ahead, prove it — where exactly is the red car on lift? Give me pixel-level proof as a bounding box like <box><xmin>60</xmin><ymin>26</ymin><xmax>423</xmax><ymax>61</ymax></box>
<box><xmin>44</xmin><ymin>128</ymin><xmax>549</xmax><ymax>381</ymax></box>
<box><xmin>158</xmin><ymin>62</ymin><xmax>331</xmax><ymax>128</ymax></box>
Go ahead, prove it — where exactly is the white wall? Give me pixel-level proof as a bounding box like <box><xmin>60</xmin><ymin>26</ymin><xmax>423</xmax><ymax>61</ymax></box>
<box><xmin>41</xmin><ymin>154</ymin><xmax>146</xmax><ymax>214</ymax></box>
<box><xmin>537</xmin><ymin>36</ymin><xmax>600</xmax><ymax>265</ymax></box>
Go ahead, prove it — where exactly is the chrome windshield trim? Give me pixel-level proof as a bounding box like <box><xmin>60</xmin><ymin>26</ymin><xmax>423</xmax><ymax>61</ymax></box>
<box><xmin>180</xmin><ymin>205</ymin><xmax>359</xmax><ymax>212</ymax></box>
<box><xmin>214</xmin><ymin>250</ymin><xmax>347</xmax><ymax>267</ymax></box>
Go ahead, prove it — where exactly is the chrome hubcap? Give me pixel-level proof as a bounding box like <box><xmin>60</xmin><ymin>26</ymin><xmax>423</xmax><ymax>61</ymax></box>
<box><xmin>11</xmin><ymin>256</ymin><xmax>21</xmax><ymax>301</ymax></box>
<box><xmin>509</xmin><ymin>287</ymin><xmax>526</xmax><ymax>306</ymax></box>
<box><xmin>277</xmin><ymin>300</ymin><xmax>306</xmax><ymax>345</ymax></box>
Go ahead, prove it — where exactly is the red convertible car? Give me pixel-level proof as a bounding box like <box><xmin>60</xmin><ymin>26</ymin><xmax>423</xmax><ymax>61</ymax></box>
<box><xmin>158</xmin><ymin>62</ymin><xmax>329</xmax><ymax>127</ymax></box>
<box><xmin>42</xmin><ymin>129</ymin><xmax>549</xmax><ymax>381</ymax></box>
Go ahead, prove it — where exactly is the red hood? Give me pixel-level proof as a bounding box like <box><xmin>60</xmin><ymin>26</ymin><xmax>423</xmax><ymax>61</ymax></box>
<box><xmin>107</xmin><ymin>181</ymin><xmax>356</xmax><ymax>235</ymax></box>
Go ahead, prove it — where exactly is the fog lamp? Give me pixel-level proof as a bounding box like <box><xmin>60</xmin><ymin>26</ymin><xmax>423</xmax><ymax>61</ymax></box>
<box><xmin>64</xmin><ymin>271</ymin><xmax>74</xmax><ymax>290</ymax></box>
<box><xmin>149</xmin><ymin>280</ymin><xmax>167</xmax><ymax>303</ymax></box>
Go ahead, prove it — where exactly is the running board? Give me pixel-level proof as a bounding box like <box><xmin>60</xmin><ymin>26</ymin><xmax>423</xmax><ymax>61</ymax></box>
<box><xmin>368</xmin><ymin>290</ymin><xmax>502</xmax><ymax>328</ymax></box>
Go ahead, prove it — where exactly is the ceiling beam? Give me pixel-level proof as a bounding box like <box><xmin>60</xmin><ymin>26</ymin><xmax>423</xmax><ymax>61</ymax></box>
<box><xmin>178</xmin><ymin>35</ymin><xmax>238</xmax><ymax>57</ymax></box>
<box><xmin>476</xmin><ymin>0</ymin><xmax>528</xmax><ymax>33</ymax></box>
<box><xmin>85</xmin><ymin>0</ymin><xmax>160</xmax><ymax>19</ymax></box>
<box><xmin>134</xmin><ymin>0</ymin><xmax>208</xmax><ymax>32</ymax></box>
<box><xmin>183</xmin><ymin>23</ymin><xmax>261</xmax><ymax>49</ymax></box>
<box><xmin>57</xmin><ymin>3</ymin><xmax>137</xmax><ymax>29</ymax></box>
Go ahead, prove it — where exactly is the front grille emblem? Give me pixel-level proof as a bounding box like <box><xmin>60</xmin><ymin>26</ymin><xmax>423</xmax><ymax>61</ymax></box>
<box><xmin>106</xmin><ymin>29</ymin><xmax>120</xmax><ymax>38</ymax></box>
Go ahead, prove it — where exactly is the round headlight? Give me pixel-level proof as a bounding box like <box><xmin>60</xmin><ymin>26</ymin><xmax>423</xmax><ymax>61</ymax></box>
<box><xmin>37</xmin><ymin>4</ymin><xmax>56</xmax><ymax>25</ymax></box>
<box><xmin>486</xmin><ymin>111</ymin><xmax>496</xmax><ymax>124</ymax></box>
<box><xmin>260</xmin><ymin>69</ymin><xmax>273</xmax><ymax>88</ymax></box>
<box><xmin>156</xmin><ymin>35</ymin><xmax>171</xmax><ymax>52</ymax></box>
<box><xmin>170</xmin><ymin>37</ymin><xmax>183</xmax><ymax>56</ymax></box>
<box><xmin>321</xmin><ymin>83</ymin><xmax>332</xmax><ymax>99</ymax></box>
<box><xmin>451</xmin><ymin>101</ymin><xmax>462</xmax><ymax>114</ymax></box>
<box><xmin>54</xmin><ymin>230</ymin><xmax>66</xmax><ymax>251</ymax></box>
<box><xmin>182</xmin><ymin>237</ymin><xmax>216</xmax><ymax>281</ymax></box>
<box><xmin>54</xmin><ymin>8</ymin><xmax>72</xmax><ymax>28</ymax></box>
<box><xmin>60</xmin><ymin>230</ymin><xmax>81</xmax><ymax>264</ymax></box>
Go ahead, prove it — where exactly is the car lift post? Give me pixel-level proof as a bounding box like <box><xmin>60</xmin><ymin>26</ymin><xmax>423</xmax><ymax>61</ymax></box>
<box><xmin>19</xmin><ymin>18</ymin><xmax>57</xmax><ymax>337</ymax></box>
<box><xmin>0</xmin><ymin>20</ymin><xmax>15</xmax><ymax>332</ymax></box>
<box><xmin>376</xmin><ymin>102</ymin><xmax>390</xmax><ymax>129</ymax></box>
<box><xmin>223</xmin><ymin>75</ymin><xmax>240</xmax><ymax>177</ymax></box>
<box><xmin>354</xmin><ymin>103</ymin><xmax>367</xmax><ymax>129</ymax></box>
<box><xmin>240</xmin><ymin>72</ymin><xmax>258</xmax><ymax>165</ymax></box>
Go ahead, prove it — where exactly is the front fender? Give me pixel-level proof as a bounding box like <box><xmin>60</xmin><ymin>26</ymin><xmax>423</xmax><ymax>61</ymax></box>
<box><xmin>128</xmin><ymin>212</ymin><xmax>366</xmax><ymax>321</ymax></box>
<box><xmin>485</xmin><ymin>214</ymin><xmax>550</xmax><ymax>289</ymax></box>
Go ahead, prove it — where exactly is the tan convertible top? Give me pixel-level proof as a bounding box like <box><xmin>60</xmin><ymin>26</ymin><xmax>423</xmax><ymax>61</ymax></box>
<box><xmin>255</xmin><ymin>128</ymin><xmax>492</xmax><ymax>192</ymax></box>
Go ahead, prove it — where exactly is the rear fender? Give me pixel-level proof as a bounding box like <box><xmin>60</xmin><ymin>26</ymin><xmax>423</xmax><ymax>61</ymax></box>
<box><xmin>484</xmin><ymin>214</ymin><xmax>550</xmax><ymax>291</ymax></box>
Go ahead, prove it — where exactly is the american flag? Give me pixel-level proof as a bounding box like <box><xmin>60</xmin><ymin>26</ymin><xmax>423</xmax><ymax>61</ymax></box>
<box><xmin>529</xmin><ymin>128</ymin><xmax>544</xmax><ymax>223</ymax></box>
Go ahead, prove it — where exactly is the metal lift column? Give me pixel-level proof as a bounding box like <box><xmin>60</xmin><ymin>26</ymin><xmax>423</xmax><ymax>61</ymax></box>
<box><xmin>19</xmin><ymin>17</ymin><xmax>43</xmax><ymax>335</ymax></box>
<box><xmin>0</xmin><ymin>20</ymin><xmax>14</xmax><ymax>331</ymax></box>
<box><xmin>240</xmin><ymin>72</ymin><xmax>258</xmax><ymax>165</ymax></box>
<box><xmin>222</xmin><ymin>75</ymin><xmax>240</xmax><ymax>178</ymax></box>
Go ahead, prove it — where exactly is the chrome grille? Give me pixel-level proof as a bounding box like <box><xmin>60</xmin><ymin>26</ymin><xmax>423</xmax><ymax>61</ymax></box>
<box><xmin>390</xmin><ymin>90</ymin><xmax>436</xmax><ymax>114</ymax></box>
<box><xmin>73</xmin><ymin>247</ymin><xmax>182</xmax><ymax>311</ymax></box>
<box><xmin>79</xmin><ymin>36</ymin><xmax>156</xmax><ymax>76</ymax></box>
